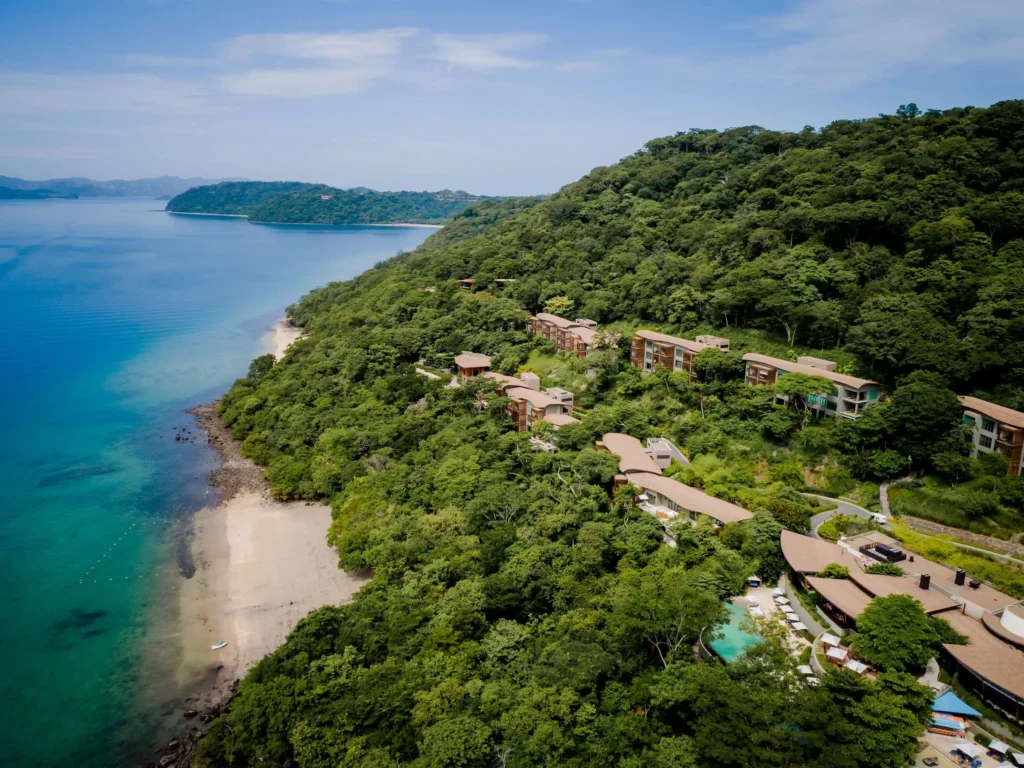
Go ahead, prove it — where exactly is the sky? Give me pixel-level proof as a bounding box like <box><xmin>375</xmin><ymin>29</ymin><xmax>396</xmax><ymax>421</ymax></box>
<box><xmin>2</xmin><ymin>0</ymin><xmax>1024</xmax><ymax>195</ymax></box>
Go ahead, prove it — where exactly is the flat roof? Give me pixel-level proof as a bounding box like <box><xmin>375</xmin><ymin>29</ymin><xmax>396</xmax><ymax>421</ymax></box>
<box><xmin>626</xmin><ymin>472</ymin><xmax>752</xmax><ymax>524</ymax></box>
<box><xmin>455</xmin><ymin>352</ymin><xmax>491</xmax><ymax>369</ymax></box>
<box><xmin>807</xmin><ymin>575</ymin><xmax>873</xmax><ymax>619</ymax></box>
<box><xmin>534</xmin><ymin>312</ymin><xmax>577</xmax><ymax>329</ymax></box>
<box><xmin>741</xmin><ymin>353</ymin><xmax>878</xmax><ymax>390</ymax></box>
<box><xmin>848</xmin><ymin>570</ymin><xmax>959</xmax><ymax>614</ymax></box>
<box><xmin>505</xmin><ymin>386</ymin><xmax>560</xmax><ymax>409</ymax></box>
<box><xmin>843</xmin><ymin>532</ymin><xmax>1017</xmax><ymax>613</ymax></box>
<box><xmin>942</xmin><ymin>609</ymin><xmax>1024</xmax><ymax>701</ymax></box>
<box><xmin>633</xmin><ymin>329</ymin><xmax>706</xmax><ymax>352</ymax></box>
<box><xmin>482</xmin><ymin>371</ymin><xmax>522</xmax><ymax>387</ymax></box>
<box><xmin>601</xmin><ymin>433</ymin><xmax>663</xmax><ymax>476</ymax></box>
<box><xmin>544</xmin><ymin>412</ymin><xmax>581</xmax><ymax>426</ymax></box>
<box><xmin>781</xmin><ymin>530</ymin><xmax>844</xmax><ymax>574</ymax></box>
<box><xmin>960</xmin><ymin>396</ymin><xmax>1024</xmax><ymax>430</ymax></box>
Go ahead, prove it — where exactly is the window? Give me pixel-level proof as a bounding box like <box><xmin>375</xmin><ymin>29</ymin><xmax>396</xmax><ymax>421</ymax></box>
<box><xmin>982</xmin><ymin>418</ymin><xmax>996</xmax><ymax>433</ymax></box>
<box><xmin>826</xmin><ymin>400</ymin><xmax>837</xmax><ymax>411</ymax></box>
<box><xmin>808</xmin><ymin>395</ymin><xmax>818</xmax><ymax>405</ymax></box>
<box><xmin>963</xmin><ymin>415</ymin><xmax>976</xmax><ymax>427</ymax></box>
<box><xmin>980</xmin><ymin>435</ymin><xmax>993</xmax><ymax>449</ymax></box>
<box><xmin>867</xmin><ymin>389</ymin><xmax>878</xmax><ymax>400</ymax></box>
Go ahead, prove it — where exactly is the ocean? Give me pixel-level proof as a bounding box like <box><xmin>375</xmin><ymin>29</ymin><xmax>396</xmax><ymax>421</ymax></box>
<box><xmin>0</xmin><ymin>198</ymin><xmax>431</xmax><ymax>767</ymax></box>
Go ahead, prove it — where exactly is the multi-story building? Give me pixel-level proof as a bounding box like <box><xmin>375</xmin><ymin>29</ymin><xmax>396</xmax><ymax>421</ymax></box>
<box><xmin>960</xmin><ymin>396</ymin><xmax>1024</xmax><ymax>475</ymax></box>
<box><xmin>483</xmin><ymin>371</ymin><xmax>579</xmax><ymax>432</ymax></box>
<box><xmin>597</xmin><ymin>432</ymin><xmax>751</xmax><ymax>531</ymax></box>
<box><xmin>741</xmin><ymin>353</ymin><xmax>880</xmax><ymax>419</ymax></box>
<box><xmin>528</xmin><ymin>313</ymin><xmax>602</xmax><ymax>357</ymax></box>
<box><xmin>629</xmin><ymin>330</ymin><xmax>727</xmax><ymax>381</ymax></box>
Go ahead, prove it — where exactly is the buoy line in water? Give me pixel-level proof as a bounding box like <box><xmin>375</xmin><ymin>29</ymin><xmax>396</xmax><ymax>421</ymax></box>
<box><xmin>77</xmin><ymin>518</ymin><xmax>176</xmax><ymax>585</ymax></box>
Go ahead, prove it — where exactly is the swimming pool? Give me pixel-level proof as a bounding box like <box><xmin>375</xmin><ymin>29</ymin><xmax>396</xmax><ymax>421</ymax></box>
<box><xmin>708</xmin><ymin>600</ymin><xmax>762</xmax><ymax>662</ymax></box>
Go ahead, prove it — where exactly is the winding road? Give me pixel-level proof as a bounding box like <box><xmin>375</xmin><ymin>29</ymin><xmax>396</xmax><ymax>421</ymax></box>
<box><xmin>804</xmin><ymin>494</ymin><xmax>881</xmax><ymax>539</ymax></box>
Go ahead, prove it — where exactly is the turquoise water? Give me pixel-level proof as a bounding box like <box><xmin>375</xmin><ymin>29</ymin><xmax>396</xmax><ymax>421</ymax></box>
<box><xmin>0</xmin><ymin>199</ymin><xmax>431</xmax><ymax>767</ymax></box>
<box><xmin>708</xmin><ymin>601</ymin><xmax>762</xmax><ymax>662</ymax></box>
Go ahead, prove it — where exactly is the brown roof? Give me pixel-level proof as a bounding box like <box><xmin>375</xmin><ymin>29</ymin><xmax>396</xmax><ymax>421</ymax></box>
<box><xmin>848</xmin><ymin>570</ymin><xmax>960</xmax><ymax>614</ymax></box>
<box><xmin>626</xmin><ymin>472</ymin><xmax>752</xmax><ymax>525</ymax></box>
<box><xmin>843</xmin><ymin>532</ymin><xmax>1017</xmax><ymax>613</ymax></box>
<box><xmin>544</xmin><ymin>412</ymin><xmax>581</xmax><ymax>427</ymax></box>
<box><xmin>455</xmin><ymin>352</ymin><xmax>491</xmax><ymax>369</ymax></box>
<box><xmin>483</xmin><ymin>371</ymin><xmax>522</xmax><ymax>387</ymax></box>
<box><xmin>601</xmin><ymin>433</ymin><xmax>663</xmax><ymax>475</ymax></box>
<box><xmin>807</xmin><ymin>576</ymin><xmax>873</xmax><ymax>619</ymax></box>
<box><xmin>960</xmin><ymin>396</ymin><xmax>1024</xmax><ymax>430</ymax></box>
<box><xmin>942</xmin><ymin>609</ymin><xmax>1024</xmax><ymax>701</ymax></box>
<box><xmin>534</xmin><ymin>313</ymin><xmax>577</xmax><ymax>329</ymax></box>
<box><xmin>781</xmin><ymin>530</ymin><xmax>844</xmax><ymax>574</ymax></box>
<box><xmin>572</xmin><ymin>326</ymin><xmax>599</xmax><ymax>345</ymax></box>
<box><xmin>633</xmin><ymin>329</ymin><xmax>707</xmax><ymax>352</ymax></box>
<box><xmin>505</xmin><ymin>386</ymin><xmax>560</xmax><ymax>409</ymax></box>
<box><xmin>741</xmin><ymin>353</ymin><xmax>878</xmax><ymax>390</ymax></box>
<box><xmin>983</xmin><ymin>609</ymin><xmax>1024</xmax><ymax>649</ymax></box>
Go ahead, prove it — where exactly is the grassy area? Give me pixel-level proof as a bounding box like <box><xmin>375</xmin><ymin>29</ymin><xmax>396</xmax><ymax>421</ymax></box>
<box><xmin>889</xmin><ymin>475</ymin><xmax>1024</xmax><ymax>539</ymax></box>
<box><xmin>522</xmin><ymin>349</ymin><xmax>568</xmax><ymax>377</ymax></box>
<box><xmin>890</xmin><ymin>522</ymin><xmax>1024</xmax><ymax>599</ymax></box>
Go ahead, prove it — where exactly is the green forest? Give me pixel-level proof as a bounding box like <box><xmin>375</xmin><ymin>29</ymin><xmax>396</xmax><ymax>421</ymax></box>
<box><xmin>195</xmin><ymin>102</ymin><xmax>1024</xmax><ymax>768</ymax></box>
<box><xmin>166</xmin><ymin>181</ymin><xmax>490</xmax><ymax>225</ymax></box>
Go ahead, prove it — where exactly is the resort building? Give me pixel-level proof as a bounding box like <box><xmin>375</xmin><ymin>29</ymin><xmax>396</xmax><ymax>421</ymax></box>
<box><xmin>528</xmin><ymin>313</ymin><xmax>603</xmax><ymax>357</ymax></box>
<box><xmin>597</xmin><ymin>432</ymin><xmax>750</xmax><ymax>531</ymax></box>
<box><xmin>960</xmin><ymin>396</ymin><xmax>1024</xmax><ymax>476</ymax></box>
<box><xmin>493</xmin><ymin>278</ymin><xmax>517</xmax><ymax>291</ymax></box>
<box><xmin>741</xmin><ymin>354</ymin><xmax>881</xmax><ymax>419</ymax></box>
<box><xmin>784</xmin><ymin>529</ymin><xmax>1024</xmax><ymax>718</ymax></box>
<box><xmin>457</xmin><ymin>279</ymin><xmax>476</xmax><ymax>290</ymax></box>
<box><xmin>454</xmin><ymin>352</ymin><xmax>492</xmax><ymax>381</ymax></box>
<box><xmin>629</xmin><ymin>330</ymin><xmax>728</xmax><ymax>381</ymax></box>
<box><xmin>483</xmin><ymin>371</ymin><xmax>579</xmax><ymax>434</ymax></box>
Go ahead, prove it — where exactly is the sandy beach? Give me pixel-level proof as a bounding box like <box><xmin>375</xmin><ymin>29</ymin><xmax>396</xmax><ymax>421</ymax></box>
<box><xmin>262</xmin><ymin>317</ymin><xmax>303</xmax><ymax>360</ymax></box>
<box><xmin>172</xmin><ymin>403</ymin><xmax>368</xmax><ymax>713</ymax></box>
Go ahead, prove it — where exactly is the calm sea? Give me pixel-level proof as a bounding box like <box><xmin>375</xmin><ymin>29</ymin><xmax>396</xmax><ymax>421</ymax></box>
<box><xmin>0</xmin><ymin>198</ymin><xmax>430</xmax><ymax>767</ymax></box>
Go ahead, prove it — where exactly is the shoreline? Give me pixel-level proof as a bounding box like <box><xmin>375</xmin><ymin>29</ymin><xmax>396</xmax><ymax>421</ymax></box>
<box><xmin>164</xmin><ymin>210</ymin><xmax>444</xmax><ymax>229</ymax></box>
<box><xmin>153</xmin><ymin>389</ymin><xmax>368</xmax><ymax>763</ymax></box>
<box><xmin>262</xmin><ymin>317</ymin><xmax>303</xmax><ymax>360</ymax></box>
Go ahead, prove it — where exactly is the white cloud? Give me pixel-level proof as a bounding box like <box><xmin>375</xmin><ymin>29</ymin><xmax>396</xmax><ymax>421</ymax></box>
<box><xmin>428</xmin><ymin>33</ymin><xmax>548</xmax><ymax>70</ymax></box>
<box><xmin>712</xmin><ymin>0</ymin><xmax>1024</xmax><ymax>88</ymax></box>
<box><xmin>219</xmin><ymin>66</ymin><xmax>390</xmax><ymax>97</ymax></box>
<box><xmin>0</xmin><ymin>72</ymin><xmax>209</xmax><ymax>114</ymax></box>
<box><xmin>224</xmin><ymin>28</ymin><xmax>418</xmax><ymax>62</ymax></box>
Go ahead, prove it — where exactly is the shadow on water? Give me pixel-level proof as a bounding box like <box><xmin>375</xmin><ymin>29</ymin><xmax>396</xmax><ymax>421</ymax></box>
<box><xmin>36</xmin><ymin>463</ymin><xmax>120</xmax><ymax>487</ymax></box>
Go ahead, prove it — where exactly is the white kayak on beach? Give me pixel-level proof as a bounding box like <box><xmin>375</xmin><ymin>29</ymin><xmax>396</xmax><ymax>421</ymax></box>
<box><xmin>210</xmin><ymin>641</ymin><xmax>228</xmax><ymax>650</ymax></box>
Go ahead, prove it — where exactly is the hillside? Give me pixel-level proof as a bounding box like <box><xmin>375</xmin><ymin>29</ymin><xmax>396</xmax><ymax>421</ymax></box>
<box><xmin>182</xmin><ymin>102</ymin><xmax>1024</xmax><ymax>768</ymax></box>
<box><xmin>0</xmin><ymin>175</ymin><xmax>234</xmax><ymax>198</ymax></box>
<box><xmin>166</xmin><ymin>181</ymin><xmax>491</xmax><ymax>225</ymax></box>
<box><xmin>166</xmin><ymin>181</ymin><xmax>306</xmax><ymax>216</ymax></box>
<box><xmin>0</xmin><ymin>186</ymin><xmax>76</xmax><ymax>200</ymax></box>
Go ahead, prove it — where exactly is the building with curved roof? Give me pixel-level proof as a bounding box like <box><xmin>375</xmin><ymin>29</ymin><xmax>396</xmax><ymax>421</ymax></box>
<box><xmin>598</xmin><ymin>433</ymin><xmax>663</xmax><ymax>476</ymax></box>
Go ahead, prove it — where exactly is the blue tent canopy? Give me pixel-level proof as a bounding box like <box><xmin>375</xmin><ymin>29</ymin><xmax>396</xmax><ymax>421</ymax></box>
<box><xmin>931</xmin><ymin>715</ymin><xmax>967</xmax><ymax>732</ymax></box>
<box><xmin>933</xmin><ymin>691</ymin><xmax>982</xmax><ymax>719</ymax></box>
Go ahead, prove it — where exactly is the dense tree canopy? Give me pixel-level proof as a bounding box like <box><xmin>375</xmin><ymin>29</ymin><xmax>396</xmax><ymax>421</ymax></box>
<box><xmin>166</xmin><ymin>181</ymin><xmax>493</xmax><ymax>225</ymax></box>
<box><xmin>189</xmin><ymin>103</ymin><xmax>1024</xmax><ymax>767</ymax></box>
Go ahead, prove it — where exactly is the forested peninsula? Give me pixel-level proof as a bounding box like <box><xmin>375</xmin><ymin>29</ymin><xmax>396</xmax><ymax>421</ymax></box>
<box><xmin>193</xmin><ymin>102</ymin><xmax>1024</xmax><ymax>768</ymax></box>
<box><xmin>166</xmin><ymin>181</ymin><xmax>491</xmax><ymax>225</ymax></box>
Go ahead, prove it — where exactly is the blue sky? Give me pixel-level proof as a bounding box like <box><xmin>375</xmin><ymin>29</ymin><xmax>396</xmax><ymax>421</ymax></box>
<box><xmin>2</xmin><ymin>0</ymin><xmax>1023</xmax><ymax>194</ymax></box>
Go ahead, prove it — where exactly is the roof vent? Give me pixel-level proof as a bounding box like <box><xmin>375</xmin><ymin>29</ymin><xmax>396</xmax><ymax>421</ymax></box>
<box><xmin>919</xmin><ymin>574</ymin><xmax>931</xmax><ymax>590</ymax></box>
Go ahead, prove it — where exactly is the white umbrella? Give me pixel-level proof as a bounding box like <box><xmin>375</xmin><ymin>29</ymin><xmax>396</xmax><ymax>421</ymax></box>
<box><xmin>791</xmin><ymin>621</ymin><xmax>808</xmax><ymax>631</ymax></box>
<box><xmin>749</xmin><ymin>607</ymin><xmax>765</xmax><ymax>617</ymax></box>
<box><xmin>784</xmin><ymin>611</ymin><xmax>799</xmax><ymax>619</ymax></box>
<box><xmin>1009</xmin><ymin>751</ymin><xmax>1024</xmax><ymax>766</ymax></box>
<box><xmin>774</xmin><ymin>596</ymin><xmax>790</xmax><ymax>605</ymax></box>
<box><xmin>772</xmin><ymin>588</ymin><xmax>784</xmax><ymax>596</ymax></box>
<box><xmin>844</xmin><ymin>659</ymin><xmax>868</xmax><ymax>675</ymax></box>
<box><xmin>990</xmin><ymin>740</ymin><xmax>1009</xmax><ymax>755</ymax></box>
<box><xmin>954</xmin><ymin>742</ymin><xmax>981</xmax><ymax>759</ymax></box>
<box><xmin>821</xmin><ymin>633</ymin><xmax>841</xmax><ymax>647</ymax></box>
<box><xmin>827</xmin><ymin>647</ymin><xmax>848</xmax><ymax>661</ymax></box>
<box><xmin>797</xmin><ymin>665</ymin><xmax>814</xmax><ymax>675</ymax></box>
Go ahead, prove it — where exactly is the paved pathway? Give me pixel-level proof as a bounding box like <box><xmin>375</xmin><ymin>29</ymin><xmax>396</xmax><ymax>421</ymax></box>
<box><xmin>803</xmin><ymin>493</ymin><xmax>880</xmax><ymax>539</ymax></box>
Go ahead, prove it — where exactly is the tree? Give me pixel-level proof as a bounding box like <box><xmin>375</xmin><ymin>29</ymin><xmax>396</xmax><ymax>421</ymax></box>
<box><xmin>543</xmin><ymin>295</ymin><xmax>574</xmax><ymax>316</ymax></box>
<box><xmin>774</xmin><ymin>372</ymin><xmax>837</xmax><ymax>426</ymax></box>
<box><xmin>247</xmin><ymin>353</ymin><xmax>276</xmax><ymax>381</ymax></box>
<box><xmin>887</xmin><ymin>371</ymin><xmax>962</xmax><ymax>463</ymax></box>
<box><xmin>932</xmin><ymin>451</ymin><xmax>975</xmax><ymax>488</ymax></box>
<box><xmin>741</xmin><ymin>509</ymin><xmax>785</xmax><ymax>583</ymax></box>
<box><xmin>852</xmin><ymin>595</ymin><xmax>939</xmax><ymax>672</ymax></box>
<box><xmin>819</xmin><ymin>562</ymin><xmax>850</xmax><ymax>579</ymax></box>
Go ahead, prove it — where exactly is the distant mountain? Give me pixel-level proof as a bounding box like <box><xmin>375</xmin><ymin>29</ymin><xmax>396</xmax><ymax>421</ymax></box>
<box><xmin>0</xmin><ymin>186</ymin><xmax>77</xmax><ymax>200</ymax></box>
<box><xmin>0</xmin><ymin>175</ymin><xmax>244</xmax><ymax>199</ymax></box>
<box><xmin>166</xmin><ymin>181</ymin><xmax>494</xmax><ymax>225</ymax></box>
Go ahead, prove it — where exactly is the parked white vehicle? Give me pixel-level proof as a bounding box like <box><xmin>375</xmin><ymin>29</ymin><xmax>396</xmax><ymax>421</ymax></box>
<box><xmin>870</xmin><ymin>513</ymin><xmax>888</xmax><ymax>524</ymax></box>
